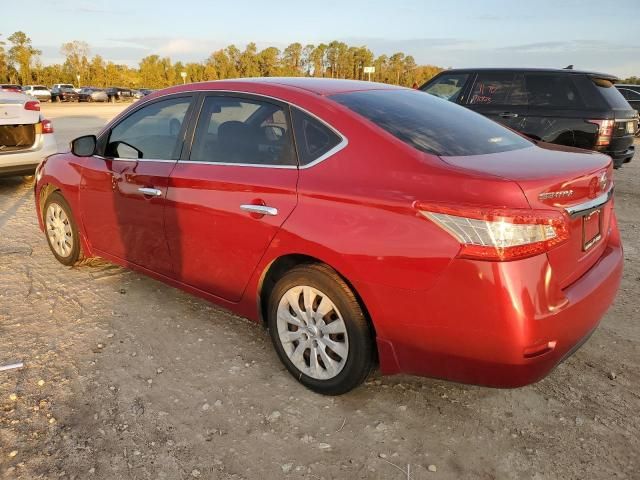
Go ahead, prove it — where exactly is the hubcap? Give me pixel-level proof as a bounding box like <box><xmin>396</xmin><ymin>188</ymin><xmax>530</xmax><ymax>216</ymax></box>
<box><xmin>276</xmin><ymin>285</ymin><xmax>349</xmax><ymax>380</ymax></box>
<box><xmin>46</xmin><ymin>203</ymin><xmax>73</xmax><ymax>258</ymax></box>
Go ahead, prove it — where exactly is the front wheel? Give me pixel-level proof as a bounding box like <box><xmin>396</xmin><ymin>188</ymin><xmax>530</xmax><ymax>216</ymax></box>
<box><xmin>43</xmin><ymin>192</ymin><xmax>82</xmax><ymax>265</ymax></box>
<box><xmin>268</xmin><ymin>264</ymin><xmax>374</xmax><ymax>395</ymax></box>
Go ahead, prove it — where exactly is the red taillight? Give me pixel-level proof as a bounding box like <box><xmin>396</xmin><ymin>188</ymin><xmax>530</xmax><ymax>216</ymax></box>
<box><xmin>41</xmin><ymin>119</ymin><xmax>54</xmax><ymax>134</ymax></box>
<box><xmin>587</xmin><ymin>119</ymin><xmax>614</xmax><ymax>147</ymax></box>
<box><xmin>24</xmin><ymin>100</ymin><xmax>41</xmax><ymax>111</ymax></box>
<box><xmin>416</xmin><ymin>203</ymin><xmax>570</xmax><ymax>261</ymax></box>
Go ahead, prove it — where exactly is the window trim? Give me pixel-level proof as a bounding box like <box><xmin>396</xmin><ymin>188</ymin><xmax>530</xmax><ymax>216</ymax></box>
<box><xmin>99</xmin><ymin>89</ymin><xmax>348</xmax><ymax>169</ymax></box>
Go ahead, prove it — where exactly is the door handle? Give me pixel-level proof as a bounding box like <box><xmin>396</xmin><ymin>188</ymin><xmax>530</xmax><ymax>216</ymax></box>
<box><xmin>499</xmin><ymin>112</ymin><xmax>519</xmax><ymax>118</ymax></box>
<box><xmin>240</xmin><ymin>204</ymin><xmax>278</xmax><ymax>216</ymax></box>
<box><xmin>138</xmin><ymin>187</ymin><xmax>162</xmax><ymax>197</ymax></box>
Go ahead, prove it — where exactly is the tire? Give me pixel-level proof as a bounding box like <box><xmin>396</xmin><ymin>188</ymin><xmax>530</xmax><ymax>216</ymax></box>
<box><xmin>43</xmin><ymin>192</ymin><xmax>82</xmax><ymax>266</ymax></box>
<box><xmin>268</xmin><ymin>263</ymin><xmax>374</xmax><ymax>395</ymax></box>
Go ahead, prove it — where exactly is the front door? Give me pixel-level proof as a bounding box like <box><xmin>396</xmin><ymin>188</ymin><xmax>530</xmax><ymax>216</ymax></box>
<box><xmin>79</xmin><ymin>95</ymin><xmax>194</xmax><ymax>276</ymax></box>
<box><xmin>165</xmin><ymin>93</ymin><xmax>299</xmax><ymax>302</ymax></box>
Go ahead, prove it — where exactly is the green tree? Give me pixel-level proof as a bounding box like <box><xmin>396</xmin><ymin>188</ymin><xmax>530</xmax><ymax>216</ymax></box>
<box><xmin>238</xmin><ymin>43</ymin><xmax>260</xmax><ymax>77</ymax></box>
<box><xmin>88</xmin><ymin>55</ymin><xmax>106</xmax><ymax>86</ymax></box>
<box><xmin>139</xmin><ymin>55</ymin><xmax>164</xmax><ymax>88</ymax></box>
<box><xmin>258</xmin><ymin>47</ymin><xmax>280</xmax><ymax>77</ymax></box>
<box><xmin>282</xmin><ymin>42</ymin><xmax>303</xmax><ymax>76</ymax></box>
<box><xmin>0</xmin><ymin>34</ymin><xmax>8</xmax><ymax>82</ymax></box>
<box><xmin>7</xmin><ymin>31</ymin><xmax>41</xmax><ymax>84</ymax></box>
<box><xmin>61</xmin><ymin>40</ymin><xmax>90</xmax><ymax>84</ymax></box>
<box><xmin>311</xmin><ymin>44</ymin><xmax>327</xmax><ymax>77</ymax></box>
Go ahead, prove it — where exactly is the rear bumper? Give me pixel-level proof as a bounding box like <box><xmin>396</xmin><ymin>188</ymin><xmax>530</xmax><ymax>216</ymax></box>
<box><xmin>608</xmin><ymin>146</ymin><xmax>634</xmax><ymax>167</ymax></box>
<box><xmin>371</xmin><ymin>219</ymin><xmax>623</xmax><ymax>387</ymax></box>
<box><xmin>0</xmin><ymin>134</ymin><xmax>57</xmax><ymax>177</ymax></box>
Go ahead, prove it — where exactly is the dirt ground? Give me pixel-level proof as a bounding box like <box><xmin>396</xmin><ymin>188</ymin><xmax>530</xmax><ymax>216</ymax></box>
<box><xmin>1</xmin><ymin>103</ymin><xmax>639</xmax><ymax>480</ymax></box>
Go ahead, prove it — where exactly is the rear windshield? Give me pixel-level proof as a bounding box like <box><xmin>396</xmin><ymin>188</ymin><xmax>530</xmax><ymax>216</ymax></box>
<box><xmin>331</xmin><ymin>89</ymin><xmax>531</xmax><ymax>156</ymax></box>
<box><xmin>592</xmin><ymin>78</ymin><xmax>631</xmax><ymax>109</ymax></box>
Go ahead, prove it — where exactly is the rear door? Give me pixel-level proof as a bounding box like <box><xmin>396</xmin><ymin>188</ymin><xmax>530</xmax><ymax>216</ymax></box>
<box><xmin>519</xmin><ymin>72</ymin><xmax>587</xmax><ymax>147</ymax></box>
<box><xmin>465</xmin><ymin>71</ymin><xmax>528</xmax><ymax>130</ymax></box>
<box><xmin>165</xmin><ymin>93</ymin><xmax>299</xmax><ymax>302</ymax></box>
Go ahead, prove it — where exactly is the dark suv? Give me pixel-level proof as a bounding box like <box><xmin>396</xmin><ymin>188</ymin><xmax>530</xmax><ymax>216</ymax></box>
<box><xmin>421</xmin><ymin>68</ymin><xmax>637</xmax><ymax>168</ymax></box>
<box><xmin>615</xmin><ymin>84</ymin><xmax>640</xmax><ymax>113</ymax></box>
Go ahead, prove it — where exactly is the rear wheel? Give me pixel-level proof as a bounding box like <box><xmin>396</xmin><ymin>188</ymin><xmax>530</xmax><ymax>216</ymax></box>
<box><xmin>43</xmin><ymin>192</ymin><xmax>82</xmax><ymax>266</ymax></box>
<box><xmin>267</xmin><ymin>264</ymin><xmax>374</xmax><ymax>395</ymax></box>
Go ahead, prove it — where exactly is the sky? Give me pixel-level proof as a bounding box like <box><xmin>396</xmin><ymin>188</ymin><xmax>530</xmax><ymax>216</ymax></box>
<box><xmin>4</xmin><ymin>0</ymin><xmax>640</xmax><ymax>77</ymax></box>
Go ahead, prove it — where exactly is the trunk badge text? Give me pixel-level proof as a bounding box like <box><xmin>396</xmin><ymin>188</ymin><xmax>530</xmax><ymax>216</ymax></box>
<box><xmin>538</xmin><ymin>190</ymin><xmax>574</xmax><ymax>201</ymax></box>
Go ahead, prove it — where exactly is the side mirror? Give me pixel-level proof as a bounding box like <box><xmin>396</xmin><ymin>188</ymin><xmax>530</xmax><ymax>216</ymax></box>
<box><xmin>71</xmin><ymin>135</ymin><xmax>97</xmax><ymax>157</ymax></box>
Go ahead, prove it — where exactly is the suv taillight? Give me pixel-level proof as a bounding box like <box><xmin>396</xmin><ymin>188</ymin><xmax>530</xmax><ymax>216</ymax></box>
<box><xmin>588</xmin><ymin>119</ymin><xmax>614</xmax><ymax>147</ymax></box>
<box><xmin>41</xmin><ymin>119</ymin><xmax>54</xmax><ymax>134</ymax></box>
<box><xmin>417</xmin><ymin>203</ymin><xmax>570</xmax><ymax>261</ymax></box>
<box><xmin>24</xmin><ymin>100</ymin><xmax>41</xmax><ymax>111</ymax></box>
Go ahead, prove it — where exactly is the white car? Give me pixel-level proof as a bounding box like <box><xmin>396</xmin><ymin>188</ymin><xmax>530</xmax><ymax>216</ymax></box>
<box><xmin>22</xmin><ymin>85</ymin><xmax>52</xmax><ymax>102</ymax></box>
<box><xmin>0</xmin><ymin>92</ymin><xmax>57</xmax><ymax>177</ymax></box>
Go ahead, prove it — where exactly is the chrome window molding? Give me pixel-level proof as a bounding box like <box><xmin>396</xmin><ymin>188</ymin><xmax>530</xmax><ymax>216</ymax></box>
<box><xmin>178</xmin><ymin>160</ymin><xmax>297</xmax><ymax>169</ymax></box>
<box><xmin>94</xmin><ymin>155</ymin><xmax>177</xmax><ymax>163</ymax></box>
<box><xmin>100</xmin><ymin>88</ymin><xmax>349</xmax><ymax>170</ymax></box>
<box><xmin>565</xmin><ymin>186</ymin><xmax>614</xmax><ymax>218</ymax></box>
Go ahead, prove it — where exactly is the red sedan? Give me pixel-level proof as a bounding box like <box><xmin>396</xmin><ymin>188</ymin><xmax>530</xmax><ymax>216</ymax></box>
<box><xmin>34</xmin><ymin>78</ymin><xmax>622</xmax><ymax>395</ymax></box>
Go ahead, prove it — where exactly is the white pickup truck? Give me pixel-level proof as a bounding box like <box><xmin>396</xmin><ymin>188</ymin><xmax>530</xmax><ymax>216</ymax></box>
<box><xmin>0</xmin><ymin>92</ymin><xmax>57</xmax><ymax>177</ymax></box>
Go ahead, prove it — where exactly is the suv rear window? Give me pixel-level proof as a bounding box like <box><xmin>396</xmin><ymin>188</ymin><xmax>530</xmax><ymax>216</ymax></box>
<box><xmin>525</xmin><ymin>74</ymin><xmax>583</xmax><ymax>108</ymax></box>
<box><xmin>592</xmin><ymin>78</ymin><xmax>631</xmax><ymax>109</ymax></box>
<box><xmin>332</xmin><ymin>89</ymin><xmax>532</xmax><ymax>156</ymax></box>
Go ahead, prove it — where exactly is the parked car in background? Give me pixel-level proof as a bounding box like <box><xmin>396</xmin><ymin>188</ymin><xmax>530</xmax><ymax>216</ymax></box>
<box><xmin>34</xmin><ymin>78</ymin><xmax>622</xmax><ymax>395</ymax></box>
<box><xmin>22</xmin><ymin>85</ymin><xmax>52</xmax><ymax>102</ymax></box>
<box><xmin>78</xmin><ymin>88</ymin><xmax>109</xmax><ymax>102</ymax></box>
<box><xmin>0</xmin><ymin>91</ymin><xmax>56</xmax><ymax>177</ymax></box>
<box><xmin>138</xmin><ymin>88</ymin><xmax>155</xmax><ymax>97</ymax></box>
<box><xmin>1</xmin><ymin>84</ymin><xmax>22</xmax><ymax>93</ymax></box>
<box><xmin>51</xmin><ymin>85</ymin><xmax>79</xmax><ymax>102</ymax></box>
<box><xmin>615</xmin><ymin>84</ymin><xmax>640</xmax><ymax>113</ymax></box>
<box><xmin>421</xmin><ymin>68</ymin><xmax>637</xmax><ymax>168</ymax></box>
<box><xmin>105</xmin><ymin>87</ymin><xmax>135</xmax><ymax>102</ymax></box>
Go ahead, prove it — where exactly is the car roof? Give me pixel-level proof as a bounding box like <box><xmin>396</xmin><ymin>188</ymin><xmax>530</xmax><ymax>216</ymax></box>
<box><xmin>615</xmin><ymin>84</ymin><xmax>640</xmax><ymax>88</ymax></box>
<box><xmin>178</xmin><ymin>77</ymin><xmax>404</xmax><ymax>96</ymax></box>
<box><xmin>439</xmin><ymin>67</ymin><xmax>619</xmax><ymax>81</ymax></box>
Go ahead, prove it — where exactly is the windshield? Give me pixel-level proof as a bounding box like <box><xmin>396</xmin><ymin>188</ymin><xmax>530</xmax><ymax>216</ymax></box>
<box><xmin>331</xmin><ymin>89</ymin><xmax>532</xmax><ymax>156</ymax></box>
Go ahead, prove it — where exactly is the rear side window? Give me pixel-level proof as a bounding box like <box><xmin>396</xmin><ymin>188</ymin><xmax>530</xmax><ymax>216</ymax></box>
<box><xmin>469</xmin><ymin>73</ymin><xmax>525</xmax><ymax>105</ymax></box>
<box><xmin>525</xmin><ymin>74</ymin><xmax>582</xmax><ymax>108</ymax></box>
<box><xmin>332</xmin><ymin>89</ymin><xmax>532</xmax><ymax>156</ymax></box>
<box><xmin>189</xmin><ymin>96</ymin><xmax>296</xmax><ymax>166</ymax></box>
<box><xmin>593</xmin><ymin>78</ymin><xmax>632</xmax><ymax>109</ymax></box>
<box><xmin>291</xmin><ymin>108</ymin><xmax>342</xmax><ymax>166</ymax></box>
<box><xmin>421</xmin><ymin>73</ymin><xmax>469</xmax><ymax>102</ymax></box>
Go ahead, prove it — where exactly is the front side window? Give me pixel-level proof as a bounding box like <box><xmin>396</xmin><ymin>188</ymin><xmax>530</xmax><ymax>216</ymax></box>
<box><xmin>469</xmin><ymin>73</ymin><xmax>518</xmax><ymax>105</ymax></box>
<box><xmin>422</xmin><ymin>73</ymin><xmax>469</xmax><ymax>102</ymax></box>
<box><xmin>332</xmin><ymin>89</ymin><xmax>532</xmax><ymax>157</ymax></box>
<box><xmin>291</xmin><ymin>108</ymin><xmax>342</xmax><ymax>166</ymax></box>
<box><xmin>189</xmin><ymin>96</ymin><xmax>296</xmax><ymax>166</ymax></box>
<box><xmin>107</xmin><ymin>97</ymin><xmax>192</xmax><ymax>160</ymax></box>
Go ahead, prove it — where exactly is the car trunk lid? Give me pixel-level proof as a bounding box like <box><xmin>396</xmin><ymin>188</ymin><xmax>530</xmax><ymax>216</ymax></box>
<box><xmin>440</xmin><ymin>143</ymin><xmax>614</xmax><ymax>288</ymax></box>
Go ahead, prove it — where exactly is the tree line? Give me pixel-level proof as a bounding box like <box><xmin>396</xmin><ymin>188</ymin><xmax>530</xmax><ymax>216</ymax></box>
<box><xmin>0</xmin><ymin>32</ymin><xmax>444</xmax><ymax>89</ymax></box>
